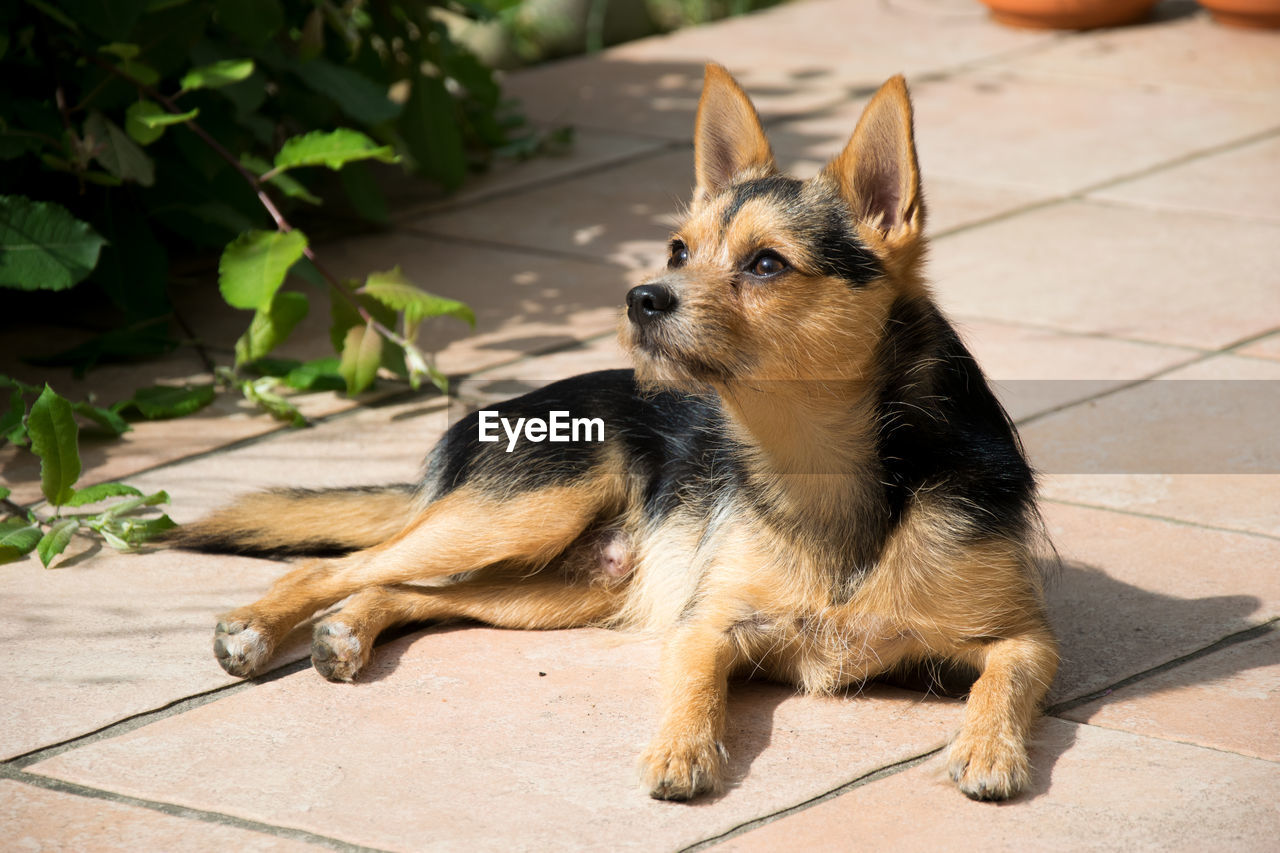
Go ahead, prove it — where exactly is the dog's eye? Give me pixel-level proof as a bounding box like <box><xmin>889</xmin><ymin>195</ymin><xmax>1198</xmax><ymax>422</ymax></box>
<box><xmin>748</xmin><ymin>251</ymin><xmax>788</xmax><ymax>278</ymax></box>
<box><xmin>668</xmin><ymin>240</ymin><xmax>689</xmax><ymax>269</ymax></box>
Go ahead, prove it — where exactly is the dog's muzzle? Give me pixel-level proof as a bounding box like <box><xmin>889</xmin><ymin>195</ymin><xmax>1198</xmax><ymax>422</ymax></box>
<box><xmin>626</xmin><ymin>282</ymin><xmax>677</xmax><ymax>327</ymax></box>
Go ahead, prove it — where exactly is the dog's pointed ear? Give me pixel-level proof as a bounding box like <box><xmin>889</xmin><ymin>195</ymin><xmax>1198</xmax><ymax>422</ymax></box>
<box><xmin>822</xmin><ymin>75</ymin><xmax>923</xmax><ymax>236</ymax></box>
<box><xmin>693</xmin><ymin>63</ymin><xmax>776</xmax><ymax>204</ymax></box>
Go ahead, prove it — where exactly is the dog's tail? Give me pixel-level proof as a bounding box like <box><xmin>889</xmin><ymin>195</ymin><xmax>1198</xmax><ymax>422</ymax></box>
<box><xmin>165</xmin><ymin>484</ymin><xmax>418</xmax><ymax>558</ymax></box>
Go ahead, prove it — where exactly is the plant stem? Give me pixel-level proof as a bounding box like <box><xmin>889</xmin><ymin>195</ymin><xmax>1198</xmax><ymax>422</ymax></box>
<box><xmin>86</xmin><ymin>52</ymin><xmax>425</xmax><ymax>377</ymax></box>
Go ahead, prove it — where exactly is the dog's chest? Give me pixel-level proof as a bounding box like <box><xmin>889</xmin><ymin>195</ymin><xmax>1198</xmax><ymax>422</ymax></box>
<box><xmin>736</xmin><ymin>607</ymin><xmax>916</xmax><ymax>695</ymax></box>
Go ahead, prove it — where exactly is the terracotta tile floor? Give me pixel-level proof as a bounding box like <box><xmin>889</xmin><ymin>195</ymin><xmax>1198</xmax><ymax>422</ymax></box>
<box><xmin>3</xmin><ymin>1</ymin><xmax>1279</xmax><ymax>849</ymax></box>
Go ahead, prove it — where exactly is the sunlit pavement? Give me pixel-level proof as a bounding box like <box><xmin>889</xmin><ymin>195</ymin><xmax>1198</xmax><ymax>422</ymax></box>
<box><xmin>2</xmin><ymin>1</ymin><xmax>1278</xmax><ymax>849</ymax></box>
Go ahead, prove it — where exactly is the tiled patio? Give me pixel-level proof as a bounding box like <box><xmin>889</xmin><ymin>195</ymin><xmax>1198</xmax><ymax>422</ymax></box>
<box><xmin>3</xmin><ymin>0</ymin><xmax>1278</xmax><ymax>849</ymax></box>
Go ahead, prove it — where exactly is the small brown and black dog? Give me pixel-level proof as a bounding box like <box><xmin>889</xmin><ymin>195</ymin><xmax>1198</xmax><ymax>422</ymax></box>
<box><xmin>174</xmin><ymin>64</ymin><xmax>1058</xmax><ymax>802</ymax></box>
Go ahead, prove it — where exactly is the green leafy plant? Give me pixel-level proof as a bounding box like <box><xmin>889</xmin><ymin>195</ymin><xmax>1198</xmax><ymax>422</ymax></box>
<box><xmin>1</xmin><ymin>382</ymin><xmax>177</xmax><ymax>568</ymax></box>
<box><xmin>1</xmin><ymin>0</ymin><xmax>517</xmax><ymax>413</ymax></box>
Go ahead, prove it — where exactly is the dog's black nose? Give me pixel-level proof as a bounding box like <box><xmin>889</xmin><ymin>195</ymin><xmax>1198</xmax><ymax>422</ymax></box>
<box><xmin>626</xmin><ymin>283</ymin><xmax>677</xmax><ymax>325</ymax></box>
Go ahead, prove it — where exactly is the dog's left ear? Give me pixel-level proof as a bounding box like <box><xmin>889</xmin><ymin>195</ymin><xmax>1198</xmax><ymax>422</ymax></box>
<box><xmin>693</xmin><ymin>63</ymin><xmax>776</xmax><ymax>205</ymax></box>
<box><xmin>822</xmin><ymin>76</ymin><xmax>923</xmax><ymax>237</ymax></box>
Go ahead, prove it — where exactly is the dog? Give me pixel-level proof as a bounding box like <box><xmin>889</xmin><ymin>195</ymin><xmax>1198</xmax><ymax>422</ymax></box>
<box><xmin>173</xmin><ymin>64</ymin><xmax>1058</xmax><ymax>802</ymax></box>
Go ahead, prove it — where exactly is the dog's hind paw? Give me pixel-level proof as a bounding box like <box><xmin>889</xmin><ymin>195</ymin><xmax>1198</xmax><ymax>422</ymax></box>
<box><xmin>946</xmin><ymin>729</ymin><xmax>1030</xmax><ymax>801</ymax></box>
<box><xmin>311</xmin><ymin>620</ymin><xmax>369</xmax><ymax>682</ymax></box>
<box><xmin>639</xmin><ymin>737</ymin><xmax>728</xmax><ymax>801</ymax></box>
<box><xmin>213</xmin><ymin>619</ymin><xmax>272</xmax><ymax>678</ymax></box>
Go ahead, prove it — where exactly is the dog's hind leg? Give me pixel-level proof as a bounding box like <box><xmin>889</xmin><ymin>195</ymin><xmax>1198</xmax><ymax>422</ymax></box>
<box><xmin>213</xmin><ymin>483</ymin><xmax>614</xmax><ymax>677</ymax></box>
<box><xmin>310</xmin><ymin>573</ymin><xmax>626</xmax><ymax>682</ymax></box>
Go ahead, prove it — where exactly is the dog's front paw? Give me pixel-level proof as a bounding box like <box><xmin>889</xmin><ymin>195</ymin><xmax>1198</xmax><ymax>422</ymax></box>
<box><xmin>311</xmin><ymin>620</ymin><xmax>369</xmax><ymax>682</ymax></box>
<box><xmin>213</xmin><ymin>617</ymin><xmax>273</xmax><ymax>678</ymax></box>
<box><xmin>639</xmin><ymin>737</ymin><xmax>728</xmax><ymax>801</ymax></box>
<box><xmin>947</xmin><ymin>728</ymin><xmax>1030</xmax><ymax>801</ymax></box>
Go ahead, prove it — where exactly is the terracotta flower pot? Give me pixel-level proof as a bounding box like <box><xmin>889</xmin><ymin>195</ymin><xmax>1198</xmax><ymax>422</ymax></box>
<box><xmin>977</xmin><ymin>0</ymin><xmax>1159</xmax><ymax>29</ymax></box>
<box><xmin>1197</xmin><ymin>0</ymin><xmax>1280</xmax><ymax>27</ymax></box>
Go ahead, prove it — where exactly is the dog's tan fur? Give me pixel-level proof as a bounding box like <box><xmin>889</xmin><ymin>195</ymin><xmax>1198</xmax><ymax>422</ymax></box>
<box><xmin>179</xmin><ymin>65</ymin><xmax>1058</xmax><ymax>803</ymax></box>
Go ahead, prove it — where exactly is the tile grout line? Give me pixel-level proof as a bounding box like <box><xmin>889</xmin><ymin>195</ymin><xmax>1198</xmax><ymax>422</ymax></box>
<box><xmin>1062</xmin><ymin>718</ymin><xmax>1280</xmax><ymax>766</ymax></box>
<box><xmin>683</xmin><ymin>619</ymin><xmax>1279</xmax><ymax>850</ymax></box>
<box><xmin>1048</xmin><ymin>618</ymin><xmax>1279</xmax><ymax>717</ymax></box>
<box><xmin>1012</xmin><ymin>350</ymin><xmax>1219</xmax><ymax>429</ymax></box>
<box><xmin>926</xmin><ymin>122</ymin><xmax>1280</xmax><ymax>245</ymax></box>
<box><xmin>1078</xmin><ymin>193</ymin><xmax>1280</xmax><ymax>228</ymax></box>
<box><xmin>0</xmin><ymin>763</ymin><xmax>388</xmax><ymax>853</ymax></box>
<box><xmin>678</xmin><ymin>746</ymin><xmax>946</xmax><ymax>852</ymax></box>
<box><xmin>1041</xmin><ymin>496</ymin><xmax>1280</xmax><ymax>543</ymax></box>
<box><xmin>5</xmin><ymin>657</ymin><xmax>314</xmax><ymax>770</ymax></box>
<box><xmin>955</xmin><ymin>314</ymin><xmax>1213</xmax><ymax>354</ymax></box>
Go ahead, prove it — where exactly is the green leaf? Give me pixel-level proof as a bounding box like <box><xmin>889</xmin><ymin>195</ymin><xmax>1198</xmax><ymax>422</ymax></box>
<box><xmin>3</xmin><ymin>421</ymin><xmax>27</xmax><ymax>447</ymax></box>
<box><xmin>180</xmin><ymin>59</ymin><xmax>254</xmax><ymax>92</ymax></box>
<box><xmin>283</xmin><ymin>356</ymin><xmax>345</xmax><ymax>392</ymax></box>
<box><xmin>24</xmin><ymin>0</ymin><xmax>79</xmax><ymax>32</ymax></box>
<box><xmin>60</xmin><ymin>0</ymin><xmax>146</xmax><ymax>41</ymax></box>
<box><xmin>403</xmin><ymin>73</ymin><xmax>467</xmax><ymax>191</ymax></box>
<box><xmin>0</xmin><ymin>375</ymin><xmax>41</xmax><ymax>395</ymax></box>
<box><xmin>293</xmin><ymin>59</ymin><xmax>402</xmax><ymax>125</ymax></box>
<box><xmin>338</xmin><ymin>323</ymin><xmax>382</xmax><ymax>395</ymax></box>
<box><xmin>214</xmin><ymin>0</ymin><xmax>283</xmax><ymax>47</ymax></box>
<box><xmin>241</xmin><ymin>378</ymin><xmax>306</xmax><ymax>427</ymax></box>
<box><xmin>100</xmin><ymin>42</ymin><xmax>140</xmax><ymax>60</ymax></box>
<box><xmin>218</xmin><ymin>229</ymin><xmax>308</xmax><ymax>310</ymax></box>
<box><xmin>298</xmin><ymin>8</ymin><xmax>324</xmax><ymax>61</ymax></box>
<box><xmin>27</xmin><ymin>385</ymin><xmax>81</xmax><ymax>506</ymax></box>
<box><xmin>28</xmin><ymin>319</ymin><xmax>174</xmax><ymax>377</ymax></box>
<box><xmin>241</xmin><ymin>155</ymin><xmax>320</xmax><ymax>205</ymax></box>
<box><xmin>125</xmin><ymin>101</ymin><xmax>165</xmax><ymax>146</ymax></box>
<box><xmin>115</xmin><ymin>385</ymin><xmax>215</xmax><ymax>419</ymax></box>
<box><xmin>273</xmin><ymin>129</ymin><xmax>397</xmax><ymax>174</ymax></box>
<box><xmin>426</xmin><ymin>363</ymin><xmax>450</xmax><ymax>395</ymax></box>
<box><xmin>125</xmin><ymin>101</ymin><xmax>197</xmax><ymax>145</ymax></box>
<box><xmin>361</xmin><ymin>267</ymin><xmax>475</xmax><ymax>327</ymax></box>
<box><xmin>101</xmin><ymin>489</ymin><xmax>169</xmax><ymax>519</ymax></box>
<box><xmin>1</xmin><ymin>386</ymin><xmax>26</xmax><ymax>443</ymax></box>
<box><xmin>123</xmin><ymin>513</ymin><xmax>179</xmax><ymax>543</ymax></box>
<box><xmin>246</xmin><ymin>357</ymin><xmax>302</xmax><ymax>377</ymax></box>
<box><xmin>65</xmin><ymin>482</ymin><xmax>143</xmax><ymax>507</ymax></box>
<box><xmin>38</xmin><ymin>518</ymin><xmax>79</xmax><ymax>568</ymax></box>
<box><xmin>329</xmin><ymin>282</ymin><xmax>395</xmax><ymax>352</ymax></box>
<box><xmin>0</xmin><ymin>486</ymin><xmax>8</xmax><ymax>501</ymax></box>
<box><xmin>119</xmin><ymin>58</ymin><xmax>161</xmax><ymax>87</ymax></box>
<box><xmin>290</xmin><ymin>256</ymin><xmax>327</xmax><ymax>289</ymax></box>
<box><xmin>0</xmin><ymin>521</ymin><xmax>42</xmax><ymax>564</ymax></box>
<box><xmin>234</xmin><ymin>291</ymin><xmax>309</xmax><ymax>365</ymax></box>
<box><xmin>86</xmin><ymin>112</ymin><xmax>155</xmax><ymax>187</ymax></box>
<box><xmin>339</xmin><ymin>162</ymin><xmax>387</xmax><ymax>223</ymax></box>
<box><xmin>0</xmin><ymin>196</ymin><xmax>106</xmax><ymax>291</ymax></box>
<box><xmin>72</xmin><ymin>401</ymin><xmax>132</xmax><ymax>437</ymax></box>
<box><xmin>98</xmin><ymin>527</ymin><xmax>132</xmax><ymax>551</ymax></box>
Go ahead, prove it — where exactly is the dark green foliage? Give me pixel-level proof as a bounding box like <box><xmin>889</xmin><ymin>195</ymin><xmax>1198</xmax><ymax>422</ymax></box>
<box><xmin>0</xmin><ymin>380</ymin><xmax>177</xmax><ymax>567</ymax></box>
<box><xmin>0</xmin><ymin>0</ymin><xmax>524</xmax><ymax>360</ymax></box>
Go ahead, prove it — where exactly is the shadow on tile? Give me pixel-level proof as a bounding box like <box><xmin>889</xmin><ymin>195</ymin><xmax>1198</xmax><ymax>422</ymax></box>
<box><xmin>1046</xmin><ymin>558</ymin><xmax>1264</xmax><ymax>705</ymax></box>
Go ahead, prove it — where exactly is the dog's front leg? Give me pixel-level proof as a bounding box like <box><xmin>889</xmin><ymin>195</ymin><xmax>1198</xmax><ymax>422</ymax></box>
<box><xmin>639</xmin><ymin>620</ymin><xmax>737</xmax><ymax>800</ymax></box>
<box><xmin>947</xmin><ymin>626</ymin><xmax>1059</xmax><ymax>800</ymax></box>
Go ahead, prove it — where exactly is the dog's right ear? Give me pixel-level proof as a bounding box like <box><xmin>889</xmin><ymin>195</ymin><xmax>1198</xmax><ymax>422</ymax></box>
<box><xmin>693</xmin><ymin>63</ymin><xmax>776</xmax><ymax>206</ymax></box>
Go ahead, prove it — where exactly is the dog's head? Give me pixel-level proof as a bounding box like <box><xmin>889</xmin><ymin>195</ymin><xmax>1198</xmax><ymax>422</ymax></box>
<box><xmin>621</xmin><ymin>64</ymin><xmax>928</xmax><ymax>391</ymax></box>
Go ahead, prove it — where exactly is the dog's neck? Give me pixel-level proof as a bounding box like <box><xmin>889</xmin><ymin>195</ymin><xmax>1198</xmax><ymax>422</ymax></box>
<box><xmin>715</xmin><ymin>380</ymin><xmax>884</xmax><ymax>523</ymax></box>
